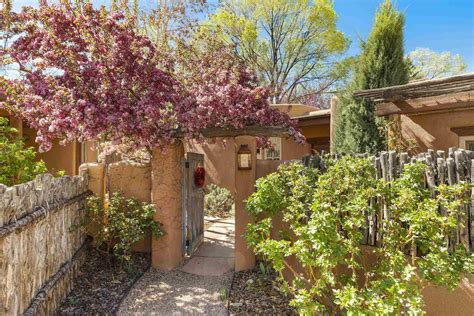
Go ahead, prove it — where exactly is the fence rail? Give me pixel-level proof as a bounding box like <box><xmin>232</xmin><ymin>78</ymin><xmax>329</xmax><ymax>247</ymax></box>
<box><xmin>302</xmin><ymin>147</ymin><xmax>474</xmax><ymax>253</ymax></box>
<box><xmin>0</xmin><ymin>172</ymin><xmax>89</xmax><ymax>316</ymax></box>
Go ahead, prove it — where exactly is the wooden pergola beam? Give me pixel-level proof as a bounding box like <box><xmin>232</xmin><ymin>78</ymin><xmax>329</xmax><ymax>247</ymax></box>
<box><xmin>354</xmin><ymin>73</ymin><xmax>474</xmax><ymax>103</ymax></box>
<box><xmin>175</xmin><ymin>125</ymin><xmax>292</xmax><ymax>139</ymax></box>
<box><xmin>375</xmin><ymin>91</ymin><xmax>474</xmax><ymax>116</ymax></box>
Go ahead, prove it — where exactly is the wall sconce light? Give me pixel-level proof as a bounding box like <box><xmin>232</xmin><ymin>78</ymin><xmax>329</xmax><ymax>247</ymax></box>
<box><xmin>237</xmin><ymin>144</ymin><xmax>252</xmax><ymax>170</ymax></box>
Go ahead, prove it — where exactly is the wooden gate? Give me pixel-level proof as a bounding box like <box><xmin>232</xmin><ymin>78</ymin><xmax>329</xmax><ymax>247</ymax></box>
<box><xmin>181</xmin><ymin>152</ymin><xmax>205</xmax><ymax>256</ymax></box>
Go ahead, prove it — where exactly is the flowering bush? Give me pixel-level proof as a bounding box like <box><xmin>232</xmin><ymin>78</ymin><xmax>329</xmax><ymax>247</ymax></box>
<box><xmin>0</xmin><ymin>117</ymin><xmax>47</xmax><ymax>186</ymax></box>
<box><xmin>0</xmin><ymin>4</ymin><xmax>303</xmax><ymax>154</ymax></box>
<box><xmin>245</xmin><ymin>158</ymin><xmax>473</xmax><ymax>314</ymax></box>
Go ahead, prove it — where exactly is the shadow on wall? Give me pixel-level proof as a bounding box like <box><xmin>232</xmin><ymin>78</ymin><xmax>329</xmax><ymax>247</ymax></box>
<box><xmin>401</xmin><ymin>109</ymin><xmax>474</xmax><ymax>154</ymax></box>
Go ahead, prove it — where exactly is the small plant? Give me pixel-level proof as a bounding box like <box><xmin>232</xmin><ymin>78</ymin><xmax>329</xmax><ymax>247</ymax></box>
<box><xmin>219</xmin><ymin>288</ymin><xmax>229</xmax><ymax>301</ymax></box>
<box><xmin>0</xmin><ymin>117</ymin><xmax>47</xmax><ymax>186</ymax></box>
<box><xmin>204</xmin><ymin>184</ymin><xmax>234</xmax><ymax>217</ymax></box>
<box><xmin>259</xmin><ymin>262</ymin><xmax>268</xmax><ymax>278</ymax></box>
<box><xmin>55</xmin><ymin>170</ymin><xmax>66</xmax><ymax>177</ymax></box>
<box><xmin>83</xmin><ymin>192</ymin><xmax>164</xmax><ymax>263</ymax></box>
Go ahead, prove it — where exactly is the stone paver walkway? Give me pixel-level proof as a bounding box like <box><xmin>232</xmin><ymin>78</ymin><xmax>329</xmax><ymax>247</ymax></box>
<box><xmin>118</xmin><ymin>217</ymin><xmax>235</xmax><ymax>315</ymax></box>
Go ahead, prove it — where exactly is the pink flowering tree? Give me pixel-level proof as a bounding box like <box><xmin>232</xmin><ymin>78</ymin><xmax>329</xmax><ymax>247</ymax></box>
<box><xmin>0</xmin><ymin>4</ymin><xmax>303</xmax><ymax>154</ymax></box>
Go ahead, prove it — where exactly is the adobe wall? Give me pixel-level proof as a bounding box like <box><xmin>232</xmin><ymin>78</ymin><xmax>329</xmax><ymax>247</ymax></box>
<box><xmin>400</xmin><ymin>108</ymin><xmax>474</xmax><ymax>153</ymax></box>
<box><xmin>185</xmin><ymin>138</ymin><xmax>236</xmax><ymax>194</ymax></box>
<box><xmin>79</xmin><ymin>161</ymin><xmax>153</xmax><ymax>252</ymax></box>
<box><xmin>186</xmin><ymin>137</ymin><xmax>310</xmax><ymax>195</ymax></box>
<box><xmin>22</xmin><ymin>126</ymin><xmax>80</xmax><ymax>176</ymax></box>
<box><xmin>256</xmin><ymin>160</ymin><xmax>283</xmax><ymax>180</ymax></box>
<box><xmin>108</xmin><ymin>161</ymin><xmax>152</xmax><ymax>202</ymax></box>
<box><xmin>300</xmin><ymin>124</ymin><xmax>331</xmax><ymax>138</ymax></box>
<box><xmin>234</xmin><ymin>136</ymin><xmax>257</xmax><ymax>271</ymax></box>
<box><xmin>281</xmin><ymin>138</ymin><xmax>311</xmax><ymax>160</ymax></box>
<box><xmin>151</xmin><ymin>143</ymin><xmax>184</xmax><ymax>270</ymax></box>
<box><xmin>270</xmin><ymin>104</ymin><xmax>316</xmax><ymax>116</ymax></box>
<box><xmin>0</xmin><ymin>111</ymin><xmax>81</xmax><ymax>176</ymax></box>
<box><xmin>83</xmin><ymin>141</ymin><xmax>98</xmax><ymax>163</ymax></box>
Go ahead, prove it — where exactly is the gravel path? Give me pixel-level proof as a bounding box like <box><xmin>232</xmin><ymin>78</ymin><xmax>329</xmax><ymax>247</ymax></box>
<box><xmin>118</xmin><ymin>266</ymin><xmax>232</xmax><ymax>315</ymax></box>
<box><xmin>118</xmin><ymin>217</ymin><xmax>235</xmax><ymax>315</ymax></box>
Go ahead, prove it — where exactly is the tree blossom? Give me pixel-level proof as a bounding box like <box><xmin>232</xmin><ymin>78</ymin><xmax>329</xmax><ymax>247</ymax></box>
<box><xmin>0</xmin><ymin>4</ymin><xmax>303</xmax><ymax>153</ymax></box>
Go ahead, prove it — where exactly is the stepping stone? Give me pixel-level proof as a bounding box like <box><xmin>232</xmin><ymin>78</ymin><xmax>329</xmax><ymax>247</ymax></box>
<box><xmin>194</xmin><ymin>242</ymin><xmax>234</xmax><ymax>258</ymax></box>
<box><xmin>182</xmin><ymin>256</ymin><xmax>234</xmax><ymax>276</ymax></box>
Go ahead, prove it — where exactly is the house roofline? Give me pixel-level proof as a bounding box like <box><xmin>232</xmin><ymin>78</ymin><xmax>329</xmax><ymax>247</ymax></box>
<box><xmin>353</xmin><ymin>73</ymin><xmax>474</xmax><ymax>103</ymax></box>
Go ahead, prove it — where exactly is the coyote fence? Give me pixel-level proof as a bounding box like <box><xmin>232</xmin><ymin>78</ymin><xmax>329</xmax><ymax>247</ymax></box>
<box><xmin>0</xmin><ymin>171</ymin><xmax>90</xmax><ymax>316</ymax></box>
<box><xmin>302</xmin><ymin>147</ymin><xmax>474</xmax><ymax>253</ymax></box>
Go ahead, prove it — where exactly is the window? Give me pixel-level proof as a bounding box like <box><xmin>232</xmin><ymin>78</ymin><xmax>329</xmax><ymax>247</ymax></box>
<box><xmin>257</xmin><ymin>137</ymin><xmax>282</xmax><ymax>160</ymax></box>
<box><xmin>459</xmin><ymin>136</ymin><xmax>474</xmax><ymax>151</ymax></box>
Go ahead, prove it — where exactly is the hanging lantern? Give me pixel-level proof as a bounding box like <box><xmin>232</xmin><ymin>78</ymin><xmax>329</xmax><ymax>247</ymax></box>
<box><xmin>194</xmin><ymin>165</ymin><xmax>205</xmax><ymax>188</ymax></box>
<box><xmin>237</xmin><ymin>144</ymin><xmax>252</xmax><ymax>170</ymax></box>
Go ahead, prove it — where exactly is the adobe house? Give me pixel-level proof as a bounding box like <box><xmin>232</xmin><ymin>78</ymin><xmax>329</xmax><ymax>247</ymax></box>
<box><xmin>0</xmin><ymin>108</ymin><xmax>96</xmax><ymax>176</ymax></box>
<box><xmin>354</xmin><ymin>73</ymin><xmax>474</xmax><ymax>153</ymax></box>
<box><xmin>186</xmin><ymin>102</ymin><xmax>335</xmax><ymax>192</ymax></box>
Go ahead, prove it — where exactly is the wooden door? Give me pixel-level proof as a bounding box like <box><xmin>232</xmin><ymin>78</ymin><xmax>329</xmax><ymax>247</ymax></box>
<box><xmin>182</xmin><ymin>152</ymin><xmax>205</xmax><ymax>255</ymax></box>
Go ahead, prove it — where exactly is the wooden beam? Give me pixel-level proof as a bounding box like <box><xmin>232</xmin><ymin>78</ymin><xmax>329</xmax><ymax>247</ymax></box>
<box><xmin>355</xmin><ymin>73</ymin><xmax>474</xmax><ymax>101</ymax></box>
<box><xmin>297</xmin><ymin>116</ymin><xmax>330</xmax><ymax>127</ymax></box>
<box><xmin>451</xmin><ymin>126</ymin><xmax>474</xmax><ymax>136</ymax></box>
<box><xmin>176</xmin><ymin>125</ymin><xmax>292</xmax><ymax>138</ymax></box>
<box><xmin>375</xmin><ymin>91</ymin><xmax>474</xmax><ymax>116</ymax></box>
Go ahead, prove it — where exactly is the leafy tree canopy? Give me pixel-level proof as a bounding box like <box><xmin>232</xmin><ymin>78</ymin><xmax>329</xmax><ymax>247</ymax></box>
<box><xmin>407</xmin><ymin>47</ymin><xmax>467</xmax><ymax>80</ymax></box>
<box><xmin>205</xmin><ymin>0</ymin><xmax>349</xmax><ymax>104</ymax></box>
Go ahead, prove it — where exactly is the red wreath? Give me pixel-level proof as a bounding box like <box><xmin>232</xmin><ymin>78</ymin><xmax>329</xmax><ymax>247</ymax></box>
<box><xmin>194</xmin><ymin>166</ymin><xmax>205</xmax><ymax>188</ymax></box>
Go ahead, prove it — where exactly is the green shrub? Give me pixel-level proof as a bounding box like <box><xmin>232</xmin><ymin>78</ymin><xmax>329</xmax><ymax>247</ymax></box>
<box><xmin>83</xmin><ymin>192</ymin><xmax>164</xmax><ymax>263</ymax></box>
<box><xmin>204</xmin><ymin>184</ymin><xmax>234</xmax><ymax>217</ymax></box>
<box><xmin>0</xmin><ymin>117</ymin><xmax>47</xmax><ymax>186</ymax></box>
<box><xmin>245</xmin><ymin>158</ymin><xmax>473</xmax><ymax>315</ymax></box>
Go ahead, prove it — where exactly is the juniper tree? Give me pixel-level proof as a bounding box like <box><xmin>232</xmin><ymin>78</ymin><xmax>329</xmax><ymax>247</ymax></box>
<box><xmin>334</xmin><ymin>0</ymin><xmax>409</xmax><ymax>154</ymax></box>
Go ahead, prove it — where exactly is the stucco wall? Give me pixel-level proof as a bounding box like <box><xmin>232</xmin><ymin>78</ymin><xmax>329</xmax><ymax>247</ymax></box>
<box><xmin>0</xmin><ymin>112</ymin><xmax>81</xmax><ymax>176</ymax></box>
<box><xmin>281</xmin><ymin>138</ymin><xmax>311</xmax><ymax>161</ymax></box>
<box><xmin>400</xmin><ymin>108</ymin><xmax>474</xmax><ymax>153</ymax></box>
<box><xmin>23</xmin><ymin>125</ymin><xmax>80</xmax><ymax>176</ymax></box>
<box><xmin>151</xmin><ymin>143</ymin><xmax>184</xmax><ymax>269</ymax></box>
<box><xmin>300</xmin><ymin>124</ymin><xmax>331</xmax><ymax>138</ymax></box>
<box><xmin>270</xmin><ymin>104</ymin><xmax>316</xmax><ymax>117</ymax></box>
<box><xmin>186</xmin><ymin>137</ymin><xmax>310</xmax><ymax>195</ymax></box>
<box><xmin>185</xmin><ymin>138</ymin><xmax>236</xmax><ymax>194</ymax></box>
<box><xmin>256</xmin><ymin>160</ymin><xmax>283</xmax><ymax>180</ymax></box>
<box><xmin>234</xmin><ymin>136</ymin><xmax>257</xmax><ymax>271</ymax></box>
<box><xmin>108</xmin><ymin>161</ymin><xmax>152</xmax><ymax>202</ymax></box>
<box><xmin>108</xmin><ymin>161</ymin><xmax>152</xmax><ymax>252</ymax></box>
<box><xmin>83</xmin><ymin>141</ymin><xmax>98</xmax><ymax>163</ymax></box>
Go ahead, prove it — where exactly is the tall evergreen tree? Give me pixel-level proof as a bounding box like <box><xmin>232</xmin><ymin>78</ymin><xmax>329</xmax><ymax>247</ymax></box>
<box><xmin>334</xmin><ymin>0</ymin><xmax>408</xmax><ymax>153</ymax></box>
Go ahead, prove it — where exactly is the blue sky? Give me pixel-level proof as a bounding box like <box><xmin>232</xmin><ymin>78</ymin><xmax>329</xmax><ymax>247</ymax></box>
<box><xmin>334</xmin><ymin>0</ymin><xmax>474</xmax><ymax>71</ymax></box>
<box><xmin>11</xmin><ymin>0</ymin><xmax>474</xmax><ymax>71</ymax></box>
